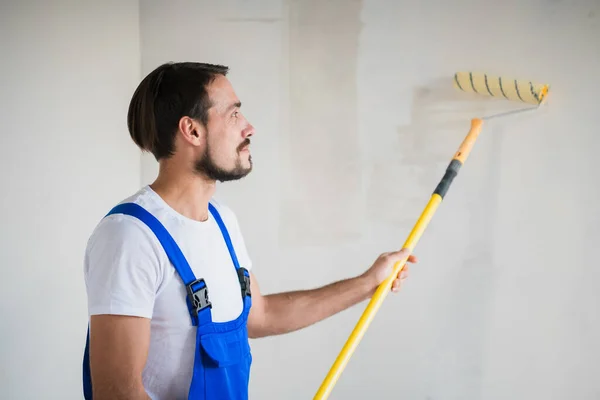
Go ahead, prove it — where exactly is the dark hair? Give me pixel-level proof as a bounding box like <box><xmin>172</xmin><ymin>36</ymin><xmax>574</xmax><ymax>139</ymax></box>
<box><xmin>127</xmin><ymin>62</ymin><xmax>229</xmax><ymax>160</ymax></box>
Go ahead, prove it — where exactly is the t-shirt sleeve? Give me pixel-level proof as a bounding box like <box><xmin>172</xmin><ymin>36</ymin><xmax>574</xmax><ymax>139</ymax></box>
<box><xmin>84</xmin><ymin>214</ymin><xmax>164</xmax><ymax>319</ymax></box>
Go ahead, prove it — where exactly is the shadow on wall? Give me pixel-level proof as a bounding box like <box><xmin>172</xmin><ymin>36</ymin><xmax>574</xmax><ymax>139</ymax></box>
<box><xmin>279</xmin><ymin>0</ymin><xmax>364</xmax><ymax>248</ymax></box>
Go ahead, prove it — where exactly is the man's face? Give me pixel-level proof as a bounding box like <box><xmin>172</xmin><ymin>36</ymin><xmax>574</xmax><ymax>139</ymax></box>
<box><xmin>194</xmin><ymin>75</ymin><xmax>254</xmax><ymax>182</ymax></box>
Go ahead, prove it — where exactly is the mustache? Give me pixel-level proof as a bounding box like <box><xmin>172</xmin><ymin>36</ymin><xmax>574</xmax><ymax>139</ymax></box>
<box><xmin>237</xmin><ymin>139</ymin><xmax>250</xmax><ymax>152</ymax></box>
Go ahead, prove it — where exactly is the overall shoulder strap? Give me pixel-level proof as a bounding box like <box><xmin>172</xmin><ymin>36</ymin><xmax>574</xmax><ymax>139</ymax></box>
<box><xmin>106</xmin><ymin>203</ymin><xmax>212</xmax><ymax>325</ymax></box>
<box><xmin>208</xmin><ymin>202</ymin><xmax>241</xmax><ymax>270</ymax></box>
<box><xmin>108</xmin><ymin>203</ymin><xmax>196</xmax><ymax>283</ymax></box>
<box><xmin>208</xmin><ymin>202</ymin><xmax>251</xmax><ymax>300</ymax></box>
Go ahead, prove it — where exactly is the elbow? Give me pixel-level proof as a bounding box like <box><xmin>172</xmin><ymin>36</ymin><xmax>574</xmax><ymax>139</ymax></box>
<box><xmin>92</xmin><ymin>385</ymin><xmax>149</xmax><ymax>400</ymax></box>
<box><xmin>247</xmin><ymin>295</ymin><xmax>272</xmax><ymax>339</ymax></box>
<box><xmin>247</xmin><ymin>322</ymin><xmax>270</xmax><ymax>339</ymax></box>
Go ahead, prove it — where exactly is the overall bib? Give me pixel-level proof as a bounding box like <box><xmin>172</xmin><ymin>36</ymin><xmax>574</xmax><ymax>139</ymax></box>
<box><xmin>82</xmin><ymin>202</ymin><xmax>253</xmax><ymax>400</ymax></box>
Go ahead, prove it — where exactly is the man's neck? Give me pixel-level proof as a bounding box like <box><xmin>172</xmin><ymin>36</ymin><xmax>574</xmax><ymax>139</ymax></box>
<box><xmin>149</xmin><ymin>161</ymin><xmax>216</xmax><ymax>222</ymax></box>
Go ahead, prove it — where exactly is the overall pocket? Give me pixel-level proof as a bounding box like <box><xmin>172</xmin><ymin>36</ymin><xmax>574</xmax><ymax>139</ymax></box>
<box><xmin>198</xmin><ymin>325</ymin><xmax>252</xmax><ymax>399</ymax></box>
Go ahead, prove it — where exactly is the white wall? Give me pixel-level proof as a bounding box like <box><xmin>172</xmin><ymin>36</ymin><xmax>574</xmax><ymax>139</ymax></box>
<box><xmin>140</xmin><ymin>1</ymin><xmax>600</xmax><ymax>399</ymax></box>
<box><xmin>0</xmin><ymin>1</ymin><xmax>141</xmax><ymax>399</ymax></box>
<box><xmin>1</xmin><ymin>0</ymin><xmax>598</xmax><ymax>399</ymax></box>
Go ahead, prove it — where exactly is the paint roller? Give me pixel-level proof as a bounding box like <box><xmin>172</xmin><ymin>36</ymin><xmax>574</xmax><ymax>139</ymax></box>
<box><xmin>454</xmin><ymin>71</ymin><xmax>549</xmax><ymax>106</ymax></box>
<box><xmin>313</xmin><ymin>71</ymin><xmax>550</xmax><ymax>399</ymax></box>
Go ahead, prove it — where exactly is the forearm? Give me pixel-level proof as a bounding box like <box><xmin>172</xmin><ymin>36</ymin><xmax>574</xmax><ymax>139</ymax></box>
<box><xmin>256</xmin><ymin>274</ymin><xmax>373</xmax><ymax>337</ymax></box>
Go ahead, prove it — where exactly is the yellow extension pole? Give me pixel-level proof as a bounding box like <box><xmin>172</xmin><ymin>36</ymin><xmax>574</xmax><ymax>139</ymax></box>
<box><xmin>314</xmin><ymin>118</ymin><xmax>484</xmax><ymax>400</ymax></box>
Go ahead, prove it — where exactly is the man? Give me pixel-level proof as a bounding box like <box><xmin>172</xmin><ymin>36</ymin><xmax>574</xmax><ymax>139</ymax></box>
<box><xmin>82</xmin><ymin>62</ymin><xmax>416</xmax><ymax>400</ymax></box>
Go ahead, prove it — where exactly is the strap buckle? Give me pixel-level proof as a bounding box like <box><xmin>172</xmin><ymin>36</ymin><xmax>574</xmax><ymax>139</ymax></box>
<box><xmin>237</xmin><ymin>268</ymin><xmax>251</xmax><ymax>298</ymax></box>
<box><xmin>186</xmin><ymin>278</ymin><xmax>211</xmax><ymax>317</ymax></box>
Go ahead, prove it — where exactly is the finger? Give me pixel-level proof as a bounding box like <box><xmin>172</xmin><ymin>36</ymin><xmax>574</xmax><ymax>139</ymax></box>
<box><xmin>396</xmin><ymin>271</ymin><xmax>408</xmax><ymax>282</ymax></box>
<box><xmin>391</xmin><ymin>278</ymin><xmax>401</xmax><ymax>292</ymax></box>
<box><xmin>400</xmin><ymin>269</ymin><xmax>409</xmax><ymax>280</ymax></box>
<box><xmin>407</xmin><ymin>254</ymin><xmax>418</xmax><ymax>263</ymax></box>
<box><xmin>396</xmin><ymin>267</ymin><xmax>408</xmax><ymax>281</ymax></box>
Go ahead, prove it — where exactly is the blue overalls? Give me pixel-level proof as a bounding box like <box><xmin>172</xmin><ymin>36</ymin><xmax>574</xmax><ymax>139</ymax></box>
<box><xmin>82</xmin><ymin>202</ymin><xmax>253</xmax><ymax>399</ymax></box>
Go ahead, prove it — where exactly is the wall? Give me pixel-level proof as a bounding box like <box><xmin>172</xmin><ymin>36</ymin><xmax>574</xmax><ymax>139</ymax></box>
<box><xmin>1</xmin><ymin>0</ymin><xmax>597</xmax><ymax>399</ymax></box>
<box><xmin>140</xmin><ymin>1</ymin><xmax>600</xmax><ymax>399</ymax></box>
<box><xmin>0</xmin><ymin>1</ymin><xmax>141</xmax><ymax>398</ymax></box>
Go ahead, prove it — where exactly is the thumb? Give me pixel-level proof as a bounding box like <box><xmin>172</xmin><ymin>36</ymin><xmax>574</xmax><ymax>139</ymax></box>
<box><xmin>387</xmin><ymin>248</ymin><xmax>411</xmax><ymax>263</ymax></box>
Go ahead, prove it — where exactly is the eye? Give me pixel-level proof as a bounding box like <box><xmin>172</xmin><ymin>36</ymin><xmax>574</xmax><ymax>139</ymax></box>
<box><xmin>233</xmin><ymin>111</ymin><xmax>239</xmax><ymax>118</ymax></box>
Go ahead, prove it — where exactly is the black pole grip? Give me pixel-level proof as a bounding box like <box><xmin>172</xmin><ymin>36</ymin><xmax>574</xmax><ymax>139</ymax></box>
<box><xmin>433</xmin><ymin>159</ymin><xmax>463</xmax><ymax>199</ymax></box>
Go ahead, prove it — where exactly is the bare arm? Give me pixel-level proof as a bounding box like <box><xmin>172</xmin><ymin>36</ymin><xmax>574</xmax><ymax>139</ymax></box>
<box><xmin>88</xmin><ymin>314</ymin><xmax>152</xmax><ymax>400</ymax></box>
<box><xmin>247</xmin><ymin>273</ymin><xmax>372</xmax><ymax>338</ymax></box>
<box><xmin>247</xmin><ymin>249</ymin><xmax>416</xmax><ymax>338</ymax></box>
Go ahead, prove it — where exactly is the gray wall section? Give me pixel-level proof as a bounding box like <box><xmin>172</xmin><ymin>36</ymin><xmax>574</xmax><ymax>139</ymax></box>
<box><xmin>0</xmin><ymin>1</ymin><xmax>141</xmax><ymax>399</ymax></box>
<box><xmin>280</xmin><ymin>0</ymin><xmax>365</xmax><ymax>247</ymax></box>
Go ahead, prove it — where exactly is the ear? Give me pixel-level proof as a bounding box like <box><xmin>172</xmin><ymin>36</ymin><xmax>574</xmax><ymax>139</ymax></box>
<box><xmin>178</xmin><ymin>116</ymin><xmax>205</xmax><ymax>146</ymax></box>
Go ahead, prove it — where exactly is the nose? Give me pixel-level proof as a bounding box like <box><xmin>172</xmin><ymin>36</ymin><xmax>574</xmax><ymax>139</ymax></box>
<box><xmin>243</xmin><ymin>122</ymin><xmax>255</xmax><ymax>138</ymax></box>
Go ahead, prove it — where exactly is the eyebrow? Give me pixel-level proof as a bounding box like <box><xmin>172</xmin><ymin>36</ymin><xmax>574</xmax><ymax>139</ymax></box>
<box><xmin>226</xmin><ymin>101</ymin><xmax>241</xmax><ymax>112</ymax></box>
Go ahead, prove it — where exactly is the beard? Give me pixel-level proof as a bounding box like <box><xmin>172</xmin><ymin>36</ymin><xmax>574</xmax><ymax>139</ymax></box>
<box><xmin>194</xmin><ymin>139</ymin><xmax>252</xmax><ymax>182</ymax></box>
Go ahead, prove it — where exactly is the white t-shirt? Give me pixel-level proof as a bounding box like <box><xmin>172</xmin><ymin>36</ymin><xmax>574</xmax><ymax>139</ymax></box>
<box><xmin>84</xmin><ymin>185</ymin><xmax>252</xmax><ymax>399</ymax></box>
